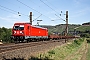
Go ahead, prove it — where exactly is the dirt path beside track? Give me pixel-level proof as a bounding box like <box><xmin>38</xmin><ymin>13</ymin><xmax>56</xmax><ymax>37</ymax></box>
<box><xmin>64</xmin><ymin>38</ymin><xmax>88</xmax><ymax>60</ymax></box>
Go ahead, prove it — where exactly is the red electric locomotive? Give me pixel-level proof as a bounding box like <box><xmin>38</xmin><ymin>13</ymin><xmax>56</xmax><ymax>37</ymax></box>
<box><xmin>11</xmin><ymin>23</ymin><xmax>48</xmax><ymax>43</ymax></box>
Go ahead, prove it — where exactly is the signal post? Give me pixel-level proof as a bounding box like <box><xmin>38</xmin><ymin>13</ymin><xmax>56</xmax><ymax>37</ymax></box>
<box><xmin>65</xmin><ymin>11</ymin><xmax>68</xmax><ymax>43</ymax></box>
<box><xmin>30</xmin><ymin>12</ymin><xmax>32</xmax><ymax>25</ymax></box>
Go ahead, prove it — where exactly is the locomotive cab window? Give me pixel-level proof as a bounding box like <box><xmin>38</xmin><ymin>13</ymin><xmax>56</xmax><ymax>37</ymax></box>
<box><xmin>14</xmin><ymin>25</ymin><xmax>24</xmax><ymax>30</ymax></box>
<box><xmin>19</xmin><ymin>25</ymin><xmax>24</xmax><ymax>30</ymax></box>
<box><xmin>14</xmin><ymin>26</ymin><xmax>19</xmax><ymax>30</ymax></box>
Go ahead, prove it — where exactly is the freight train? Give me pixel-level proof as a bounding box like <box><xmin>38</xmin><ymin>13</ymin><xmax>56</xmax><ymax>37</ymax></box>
<box><xmin>11</xmin><ymin>22</ymin><xmax>79</xmax><ymax>43</ymax></box>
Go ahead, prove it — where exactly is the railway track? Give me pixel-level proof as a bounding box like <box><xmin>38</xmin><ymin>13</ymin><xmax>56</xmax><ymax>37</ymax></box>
<box><xmin>0</xmin><ymin>39</ymin><xmax>65</xmax><ymax>53</ymax></box>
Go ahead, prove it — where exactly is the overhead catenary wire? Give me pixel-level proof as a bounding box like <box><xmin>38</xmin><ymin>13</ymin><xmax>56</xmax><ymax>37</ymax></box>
<box><xmin>45</xmin><ymin>0</ymin><xmax>64</xmax><ymax>16</ymax></box>
<box><xmin>29</xmin><ymin>0</ymin><xmax>54</xmax><ymax>21</ymax></box>
<box><xmin>29</xmin><ymin>0</ymin><xmax>65</xmax><ymax>22</ymax></box>
<box><xmin>40</xmin><ymin>0</ymin><xmax>65</xmax><ymax>21</ymax></box>
<box><xmin>16</xmin><ymin>0</ymin><xmax>41</xmax><ymax>15</ymax></box>
<box><xmin>29</xmin><ymin>0</ymin><xmax>50</xmax><ymax>14</ymax></box>
<box><xmin>5</xmin><ymin>0</ymin><xmax>21</xmax><ymax>9</ymax></box>
<box><xmin>45</xmin><ymin>0</ymin><xmax>58</xmax><ymax>10</ymax></box>
<box><xmin>4</xmin><ymin>0</ymin><xmax>49</xmax><ymax>21</ymax></box>
<box><xmin>0</xmin><ymin>5</ymin><xmax>16</xmax><ymax>13</ymax></box>
<box><xmin>0</xmin><ymin>7</ymin><xmax>16</xmax><ymax>14</ymax></box>
<box><xmin>40</xmin><ymin>0</ymin><xmax>59</xmax><ymax>14</ymax></box>
<box><xmin>0</xmin><ymin>0</ymin><xmax>65</xmax><ymax>23</ymax></box>
<box><xmin>1</xmin><ymin>0</ymin><xmax>64</xmax><ymax>22</ymax></box>
<box><xmin>33</xmin><ymin>14</ymin><xmax>42</xmax><ymax>21</ymax></box>
<box><xmin>55</xmin><ymin>14</ymin><xmax>66</xmax><ymax>21</ymax></box>
<box><xmin>16</xmin><ymin>0</ymin><xmax>52</xmax><ymax>20</ymax></box>
<box><xmin>0</xmin><ymin>4</ymin><xmax>29</xmax><ymax>17</ymax></box>
<box><xmin>45</xmin><ymin>0</ymin><xmax>64</xmax><ymax>15</ymax></box>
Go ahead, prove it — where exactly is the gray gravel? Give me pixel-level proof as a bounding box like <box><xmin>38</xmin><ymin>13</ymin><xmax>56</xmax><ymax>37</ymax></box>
<box><xmin>0</xmin><ymin>40</ymin><xmax>65</xmax><ymax>60</ymax></box>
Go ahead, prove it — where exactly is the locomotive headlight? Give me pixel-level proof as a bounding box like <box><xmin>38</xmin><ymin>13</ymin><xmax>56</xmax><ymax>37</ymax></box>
<box><xmin>20</xmin><ymin>31</ymin><xmax>24</xmax><ymax>34</ymax></box>
<box><xmin>20</xmin><ymin>31</ymin><xmax>22</xmax><ymax>33</ymax></box>
<box><xmin>14</xmin><ymin>31</ymin><xmax>16</xmax><ymax>34</ymax></box>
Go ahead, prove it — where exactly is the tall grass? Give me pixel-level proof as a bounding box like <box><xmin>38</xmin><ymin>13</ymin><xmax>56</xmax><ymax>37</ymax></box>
<box><xmin>86</xmin><ymin>38</ymin><xmax>90</xmax><ymax>60</ymax></box>
<box><xmin>36</xmin><ymin>38</ymin><xmax>84</xmax><ymax>60</ymax></box>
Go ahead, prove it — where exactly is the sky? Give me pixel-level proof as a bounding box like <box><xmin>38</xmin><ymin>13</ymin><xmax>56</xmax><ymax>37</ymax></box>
<box><xmin>0</xmin><ymin>0</ymin><xmax>90</xmax><ymax>28</ymax></box>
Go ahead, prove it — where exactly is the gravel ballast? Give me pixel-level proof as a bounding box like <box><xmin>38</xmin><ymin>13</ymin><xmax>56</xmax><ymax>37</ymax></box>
<box><xmin>0</xmin><ymin>41</ymin><xmax>65</xmax><ymax>60</ymax></box>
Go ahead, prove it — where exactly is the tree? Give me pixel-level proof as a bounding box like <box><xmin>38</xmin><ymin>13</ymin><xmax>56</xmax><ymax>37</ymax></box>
<box><xmin>0</xmin><ymin>27</ymin><xmax>12</xmax><ymax>43</ymax></box>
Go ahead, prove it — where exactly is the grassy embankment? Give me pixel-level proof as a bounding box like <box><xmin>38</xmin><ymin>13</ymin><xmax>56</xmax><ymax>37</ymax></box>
<box><xmin>86</xmin><ymin>38</ymin><xmax>90</xmax><ymax>60</ymax></box>
<box><xmin>29</xmin><ymin>38</ymin><xmax>85</xmax><ymax>60</ymax></box>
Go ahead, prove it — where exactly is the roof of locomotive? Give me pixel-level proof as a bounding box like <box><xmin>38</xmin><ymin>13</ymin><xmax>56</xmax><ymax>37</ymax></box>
<box><xmin>14</xmin><ymin>22</ymin><xmax>31</xmax><ymax>25</ymax></box>
<box><xmin>31</xmin><ymin>25</ymin><xmax>48</xmax><ymax>30</ymax></box>
<box><xmin>14</xmin><ymin>22</ymin><xmax>48</xmax><ymax>30</ymax></box>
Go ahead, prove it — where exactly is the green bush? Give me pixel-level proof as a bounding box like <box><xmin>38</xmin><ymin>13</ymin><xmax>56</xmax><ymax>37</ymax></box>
<box><xmin>48</xmin><ymin>50</ymin><xmax>55</xmax><ymax>55</ymax></box>
<box><xmin>73</xmin><ymin>38</ymin><xmax>84</xmax><ymax>45</ymax></box>
<box><xmin>80</xmin><ymin>33</ymin><xmax>90</xmax><ymax>38</ymax></box>
<box><xmin>87</xmin><ymin>38</ymin><xmax>90</xmax><ymax>43</ymax></box>
<box><xmin>74</xmin><ymin>40</ymin><xmax>81</xmax><ymax>45</ymax></box>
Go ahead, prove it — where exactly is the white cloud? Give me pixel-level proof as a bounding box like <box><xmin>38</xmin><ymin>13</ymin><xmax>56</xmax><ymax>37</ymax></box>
<box><xmin>0</xmin><ymin>14</ymin><xmax>21</xmax><ymax>23</ymax></box>
<box><xmin>0</xmin><ymin>14</ymin><xmax>25</xmax><ymax>28</ymax></box>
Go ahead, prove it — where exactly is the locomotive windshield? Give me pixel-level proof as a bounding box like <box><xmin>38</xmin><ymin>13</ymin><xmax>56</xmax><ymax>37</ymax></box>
<box><xmin>14</xmin><ymin>25</ymin><xmax>24</xmax><ymax>30</ymax></box>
